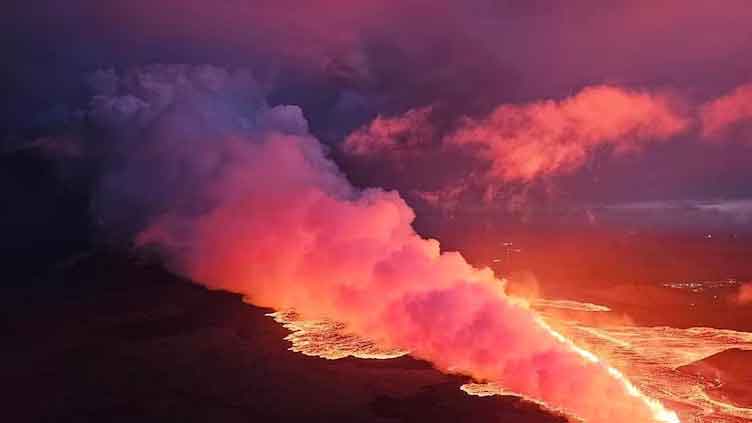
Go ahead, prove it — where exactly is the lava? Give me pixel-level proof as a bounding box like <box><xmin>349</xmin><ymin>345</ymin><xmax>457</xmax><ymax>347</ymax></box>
<box><xmin>465</xmin><ymin>301</ymin><xmax>752</xmax><ymax>423</ymax></box>
<box><xmin>264</xmin><ymin>308</ymin><xmax>407</xmax><ymax>360</ymax></box>
<box><xmin>533</xmin><ymin>317</ymin><xmax>680</xmax><ymax>423</ymax></box>
<box><xmin>270</xmin><ymin>298</ymin><xmax>752</xmax><ymax>422</ymax></box>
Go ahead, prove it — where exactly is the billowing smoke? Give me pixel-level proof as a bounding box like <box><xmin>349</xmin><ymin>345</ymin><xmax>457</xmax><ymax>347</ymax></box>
<box><xmin>85</xmin><ymin>65</ymin><xmax>676</xmax><ymax>423</ymax></box>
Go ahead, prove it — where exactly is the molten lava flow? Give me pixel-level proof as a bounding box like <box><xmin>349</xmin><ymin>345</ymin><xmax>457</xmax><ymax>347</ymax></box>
<box><xmin>264</xmin><ymin>308</ymin><xmax>407</xmax><ymax>360</ymax></box>
<box><xmin>268</xmin><ymin>304</ymin><xmax>682</xmax><ymax>423</ymax></box>
<box><xmin>468</xmin><ymin>300</ymin><xmax>752</xmax><ymax>423</ymax></box>
<box><xmin>270</xmin><ymin>298</ymin><xmax>752</xmax><ymax>423</ymax></box>
<box><xmin>533</xmin><ymin>318</ymin><xmax>681</xmax><ymax>423</ymax></box>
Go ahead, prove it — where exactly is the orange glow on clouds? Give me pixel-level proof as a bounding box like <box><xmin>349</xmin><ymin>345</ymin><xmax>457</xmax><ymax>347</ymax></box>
<box><xmin>447</xmin><ymin>85</ymin><xmax>688</xmax><ymax>183</ymax></box>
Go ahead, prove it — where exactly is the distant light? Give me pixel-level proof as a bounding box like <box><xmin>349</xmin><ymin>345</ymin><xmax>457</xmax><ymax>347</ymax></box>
<box><xmin>705</xmin><ymin>234</ymin><xmax>713</xmax><ymax>239</ymax></box>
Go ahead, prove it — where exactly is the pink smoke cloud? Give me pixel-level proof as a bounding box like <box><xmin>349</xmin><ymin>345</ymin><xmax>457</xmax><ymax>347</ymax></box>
<box><xmin>700</xmin><ymin>83</ymin><xmax>752</xmax><ymax>138</ymax></box>
<box><xmin>88</xmin><ymin>66</ymin><xmax>677</xmax><ymax>423</ymax></box>
<box><xmin>447</xmin><ymin>85</ymin><xmax>689</xmax><ymax>184</ymax></box>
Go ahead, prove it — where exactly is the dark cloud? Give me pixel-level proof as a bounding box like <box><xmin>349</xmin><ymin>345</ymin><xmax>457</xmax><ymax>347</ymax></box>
<box><xmin>2</xmin><ymin>0</ymin><xmax>752</xmax><ymax>235</ymax></box>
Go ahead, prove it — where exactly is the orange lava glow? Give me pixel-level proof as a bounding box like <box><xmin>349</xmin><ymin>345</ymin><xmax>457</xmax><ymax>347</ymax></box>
<box><xmin>532</xmin><ymin>317</ymin><xmax>680</xmax><ymax>423</ymax></box>
<box><xmin>269</xmin><ymin>298</ymin><xmax>752</xmax><ymax>423</ymax></box>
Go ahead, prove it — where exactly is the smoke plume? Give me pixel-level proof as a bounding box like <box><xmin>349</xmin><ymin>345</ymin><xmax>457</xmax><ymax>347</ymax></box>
<box><xmin>84</xmin><ymin>65</ymin><xmax>676</xmax><ymax>423</ymax></box>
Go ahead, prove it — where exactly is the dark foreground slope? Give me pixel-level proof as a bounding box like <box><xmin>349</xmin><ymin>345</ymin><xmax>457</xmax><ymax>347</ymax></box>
<box><xmin>678</xmin><ymin>348</ymin><xmax>752</xmax><ymax>409</ymax></box>
<box><xmin>2</xmin><ymin>251</ymin><xmax>564</xmax><ymax>423</ymax></box>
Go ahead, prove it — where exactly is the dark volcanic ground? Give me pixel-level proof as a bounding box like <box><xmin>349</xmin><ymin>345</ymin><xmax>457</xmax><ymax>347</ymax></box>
<box><xmin>2</xmin><ymin>251</ymin><xmax>565</xmax><ymax>423</ymax></box>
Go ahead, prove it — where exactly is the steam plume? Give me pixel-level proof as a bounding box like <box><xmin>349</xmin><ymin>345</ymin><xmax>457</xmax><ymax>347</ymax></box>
<box><xmin>89</xmin><ymin>65</ymin><xmax>676</xmax><ymax>423</ymax></box>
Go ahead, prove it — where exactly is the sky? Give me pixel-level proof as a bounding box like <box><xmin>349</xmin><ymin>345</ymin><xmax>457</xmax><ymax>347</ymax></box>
<box><xmin>3</xmin><ymin>0</ymin><xmax>752</xmax><ymax>264</ymax></box>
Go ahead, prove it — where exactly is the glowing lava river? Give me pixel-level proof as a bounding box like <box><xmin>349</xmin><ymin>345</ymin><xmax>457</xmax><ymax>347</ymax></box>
<box><xmin>259</xmin><ymin>299</ymin><xmax>752</xmax><ymax>423</ymax></box>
